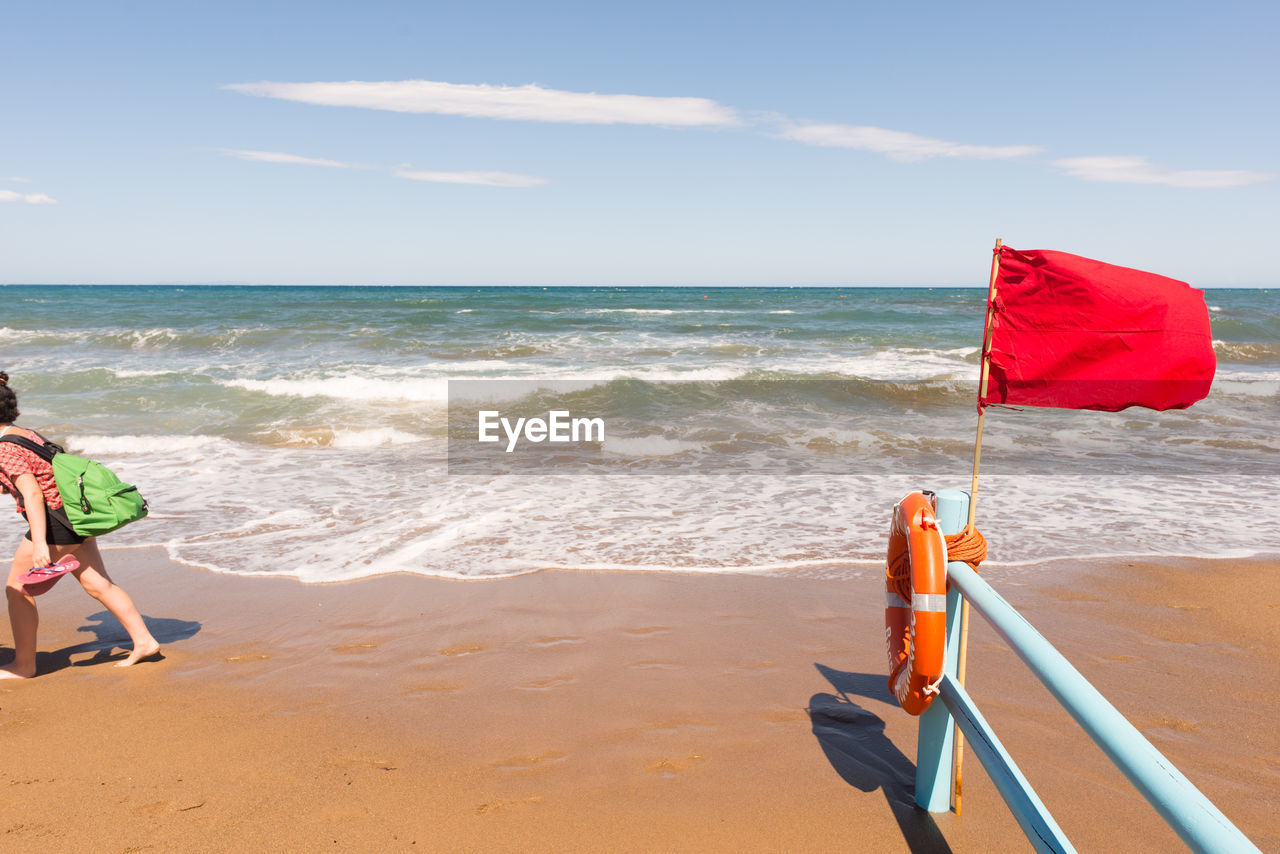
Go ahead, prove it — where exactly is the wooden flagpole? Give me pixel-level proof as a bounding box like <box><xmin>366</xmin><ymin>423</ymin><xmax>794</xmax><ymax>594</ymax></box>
<box><xmin>953</xmin><ymin>237</ymin><xmax>1002</xmax><ymax>814</ymax></box>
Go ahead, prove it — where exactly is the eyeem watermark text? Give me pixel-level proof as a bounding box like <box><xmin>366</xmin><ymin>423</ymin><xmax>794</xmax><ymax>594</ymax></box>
<box><xmin>478</xmin><ymin>410</ymin><xmax>606</xmax><ymax>452</ymax></box>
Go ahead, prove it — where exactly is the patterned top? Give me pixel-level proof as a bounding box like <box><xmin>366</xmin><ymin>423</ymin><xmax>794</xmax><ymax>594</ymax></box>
<box><xmin>0</xmin><ymin>430</ymin><xmax>64</xmax><ymax>513</ymax></box>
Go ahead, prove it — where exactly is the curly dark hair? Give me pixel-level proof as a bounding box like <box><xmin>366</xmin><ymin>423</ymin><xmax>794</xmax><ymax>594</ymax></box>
<box><xmin>0</xmin><ymin>371</ymin><xmax>19</xmax><ymax>424</ymax></box>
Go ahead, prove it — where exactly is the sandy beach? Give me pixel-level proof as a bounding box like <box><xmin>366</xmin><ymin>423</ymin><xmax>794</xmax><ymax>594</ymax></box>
<box><xmin>7</xmin><ymin>4</ymin><xmax>1276</xmax><ymax>852</ymax></box>
<box><xmin>2</xmin><ymin>549</ymin><xmax>1276</xmax><ymax>852</ymax></box>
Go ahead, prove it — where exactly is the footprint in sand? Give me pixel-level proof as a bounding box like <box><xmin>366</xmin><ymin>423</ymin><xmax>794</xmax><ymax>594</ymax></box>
<box><xmin>1139</xmin><ymin>715</ymin><xmax>1200</xmax><ymax>734</ymax></box>
<box><xmin>333</xmin><ymin>643</ymin><xmax>379</xmax><ymax>654</ymax></box>
<box><xmin>130</xmin><ymin>801</ymin><xmax>170</xmax><ymax>817</ymax></box>
<box><xmin>490</xmin><ymin>751</ymin><xmax>567</xmax><ymax>770</ymax></box>
<box><xmin>224</xmin><ymin>653</ymin><xmax>271</xmax><ymax>663</ymax></box>
<box><xmin>515</xmin><ymin>676</ymin><xmax>576</xmax><ymax>691</ymax></box>
<box><xmin>646</xmin><ymin>754</ymin><xmax>706</xmax><ymax>777</ymax></box>
<box><xmin>645</xmin><ymin>720</ymin><xmax>717</xmax><ymax>733</ymax></box>
<box><xmin>475</xmin><ymin>796</ymin><xmax>544</xmax><ymax>815</ymax></box>
<box><xmin>763</xmin><ymin>709</ymin><xmax>808</xmax><ymax>724</ymax></box>
<box><xmin>328</xmin><ymin>756</ymin><xmax>399</xmax><ymax>773</ymax></box>
<box><xmin>623</xmin><ymin>626</ymin><xmax>669</xmax><ymax>637</ymax></box>
<box><xmin>534</xmin><ymin>636</ymin><xmax>584</xmax><ymax>647</ymax></box>
<box><xmin>439</xmin><ymin>642</ymin><xmax>488</xmax><ymax>657</ymax></box>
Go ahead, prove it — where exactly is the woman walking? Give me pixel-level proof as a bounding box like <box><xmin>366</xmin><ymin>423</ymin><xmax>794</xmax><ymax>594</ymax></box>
<box><xmin>0</xmin><ymin>371</ymin><xmax>158</xmax><ymax>678</ymax></box>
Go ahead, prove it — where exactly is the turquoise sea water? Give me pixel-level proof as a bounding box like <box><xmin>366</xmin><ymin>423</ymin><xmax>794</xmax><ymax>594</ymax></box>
<box><xmin>2</xmin><ymin>285</ymin><xmax>1277</xmax><ymax>580</ymax></box>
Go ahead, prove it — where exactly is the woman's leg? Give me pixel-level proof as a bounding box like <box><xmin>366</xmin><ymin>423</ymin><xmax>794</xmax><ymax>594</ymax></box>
<box><xmin>69</xmin><ymin>538</ymin><xmax>160</xmax><ymax>666</ymax></box>
<box><xmin>1</xmin><ymin>538</ymin><xmax>40</xmax><ymax>679</ymax></box>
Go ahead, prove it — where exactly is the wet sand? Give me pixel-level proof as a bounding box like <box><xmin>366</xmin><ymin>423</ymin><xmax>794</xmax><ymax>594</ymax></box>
<box><xmin>2</xmin><ymin>549</ymin><xmax>1276</xmax><ymax>852</ymax></box>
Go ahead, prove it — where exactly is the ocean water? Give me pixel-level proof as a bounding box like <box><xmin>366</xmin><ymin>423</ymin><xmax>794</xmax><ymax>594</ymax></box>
<box><xmin>2</xmin><ymin>285</ymin><xmax>1277</xmax><ymax>581</ymax></box>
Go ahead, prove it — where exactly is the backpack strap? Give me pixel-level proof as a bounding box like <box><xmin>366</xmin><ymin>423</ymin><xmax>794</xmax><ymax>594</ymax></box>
<box><xmin>0</xmin><ymin>434</ymin><xmax>59</xmax><ymax>462</ymax></box>
<box><xmin>33</xmin><ymin>431</ymin><xmax>66</xmax><ymax>455</ymax></box>
<box><xmin>0</xmin><ymin>435</ymin><xmax>59</xmax><ymax>509</ymax></box>
<box><xmin>0</xmin><ymin>432</ymin><xmax>67</xmax><ymax>502</ymax></box>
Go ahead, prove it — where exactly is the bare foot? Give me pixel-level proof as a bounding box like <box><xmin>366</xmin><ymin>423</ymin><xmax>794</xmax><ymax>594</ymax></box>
<box><xmin>116</xmin><ymin>640</ymin><xmax>161</xmax><ymax>668</ymax></box>
<box><xmin>0</xmin><ymin>664</ymin><xmax>36</xmax><ymax>680</ymax></box>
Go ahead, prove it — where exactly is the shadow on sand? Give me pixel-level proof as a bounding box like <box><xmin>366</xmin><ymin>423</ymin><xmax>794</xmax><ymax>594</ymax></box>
<box><xmin>1</xmin><ymin>611</ymin><xmax>201</xmax><ymax>675</ymax></box>
<box><xmin>809</xmin><ymin>662</ymin><xmax>953</xmax><ymax>853</ymax></box>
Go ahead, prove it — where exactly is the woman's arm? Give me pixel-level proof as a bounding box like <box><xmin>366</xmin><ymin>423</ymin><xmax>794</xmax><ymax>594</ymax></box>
<box><xmin>15</xmin><ymin>472</ymin><xmax>52</xmax><ymax>568</ymax></box>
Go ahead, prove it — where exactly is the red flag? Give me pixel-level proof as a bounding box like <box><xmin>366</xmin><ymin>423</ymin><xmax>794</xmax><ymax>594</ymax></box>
<box><xmin>979</xmin><ymin>246</ymin><xmax>1216</xmax><ymax>412</ymax></box>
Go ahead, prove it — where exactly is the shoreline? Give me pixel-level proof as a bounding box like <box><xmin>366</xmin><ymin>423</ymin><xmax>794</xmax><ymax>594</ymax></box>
<box><xmin>117</xmin><ymin>539</ymin><xmax>1280</xmax><ymax>585</ymax></box>
<box><xmin>3</xmin><ymin>548</ymin><xmax>1276</xmax><ymax>851</ymax></box>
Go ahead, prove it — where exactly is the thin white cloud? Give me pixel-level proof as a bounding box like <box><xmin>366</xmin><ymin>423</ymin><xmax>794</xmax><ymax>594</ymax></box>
<box><xmin>1053</xmin><ymin>155</ymin><xmax>1274</xmax><ymax>188</ymax></box>
<box><xmin>395</xmin><ymin>168</ymin><xmax>548</xmax><ymax>188</ymax></box>
<box><xmin>215</xmin><ymin>147</ymin><xmax>544</xmax><ymax>188</ymax></box>
<box><xmin>4</xmin><ymin>177</ymin><xmax>34</xmax><ymax>183</ymax></box>
<box><xmin>0</xmin><ymin>190</ymin><xmax>56</xmax><ymax>205</ymax></box>
<box><xmin>778</xmin><ymin>122</ymin><xmax>1042</xmax><ymax>162</ymax></box>
<box><xmin>224</xmin><ymin>80</ymin><xmax>742</xmax><ymax>127</ymax></box>
<box><xmin>217</xmin><ymin>148</ymin><xmax>363</xmax><ymax>168</ymax></box>
<box><xmin>219</xmin><ymin>78</ymin><xmax>1268</xmax><ymax>193</ymax></box>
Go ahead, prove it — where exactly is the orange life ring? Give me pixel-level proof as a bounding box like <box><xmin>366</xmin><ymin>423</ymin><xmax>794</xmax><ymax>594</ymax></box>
<box><xmin>884</xmin><ymin>492</ymin><xmax>948</xmax><ymax>716</ymax></box>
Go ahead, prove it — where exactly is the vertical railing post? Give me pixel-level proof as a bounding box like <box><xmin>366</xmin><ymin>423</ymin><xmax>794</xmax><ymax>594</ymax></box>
<box><xmin>914</xmin><ymin>489</ymin><xmax>970</xmax><ymax>811</ymax></box>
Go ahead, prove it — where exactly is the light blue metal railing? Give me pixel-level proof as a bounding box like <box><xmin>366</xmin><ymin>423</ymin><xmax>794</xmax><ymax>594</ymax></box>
<box><xmin>911</xmin><ymin>489</ymin><xmax>1261</xmax><ymax>854</ymax></box>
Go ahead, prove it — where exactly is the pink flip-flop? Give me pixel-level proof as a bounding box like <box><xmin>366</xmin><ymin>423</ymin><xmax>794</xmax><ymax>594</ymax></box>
<box><xmin>19</xmin><ymin>556</ymin><xmax>80</xmax><ymax>596</ymax></box>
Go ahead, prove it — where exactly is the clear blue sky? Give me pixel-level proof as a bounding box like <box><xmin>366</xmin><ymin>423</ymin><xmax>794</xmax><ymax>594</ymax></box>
<box><xmin>3</xmin><ymin>1</ymin><xmax>1277</xmax><ymax>286</ymax></box>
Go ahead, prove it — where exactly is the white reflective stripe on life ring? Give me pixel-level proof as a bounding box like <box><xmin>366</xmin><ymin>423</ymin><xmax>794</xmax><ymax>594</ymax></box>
<box><xmin>911</xmin><ymin>593</ymin><xmax>947</xmax><ymax>613</ymax></box>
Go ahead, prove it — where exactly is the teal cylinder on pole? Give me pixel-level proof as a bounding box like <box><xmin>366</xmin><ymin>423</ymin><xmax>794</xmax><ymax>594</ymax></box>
<box><xmin>913</xmin><ymin>490</ymin><xmax>968</xmax><ymax>811</ymax></box>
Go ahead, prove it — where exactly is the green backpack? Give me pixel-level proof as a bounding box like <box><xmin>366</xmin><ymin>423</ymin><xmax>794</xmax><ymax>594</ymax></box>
<box><xmin>0</xmin><ymin>434</ymin><xmax>148</xmax><ymax>537</ymax></box>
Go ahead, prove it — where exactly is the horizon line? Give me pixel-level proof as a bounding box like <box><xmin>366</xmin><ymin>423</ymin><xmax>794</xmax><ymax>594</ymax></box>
<box><xmin>1</xmin><ymin>282</ymin><xmax>1270</xmax><ymax>289</ymax></box>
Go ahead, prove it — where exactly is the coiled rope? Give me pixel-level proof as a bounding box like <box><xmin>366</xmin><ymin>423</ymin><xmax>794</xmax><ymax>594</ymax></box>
<box><xmin>945</xmin><ymin>526</ymin><xmax>987</xmax><ymax>569</ymax></box>
<box><xmin>886</xmin><ymin>525</ymin><xmax>987</xmax><ymax>604</ymax></box>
